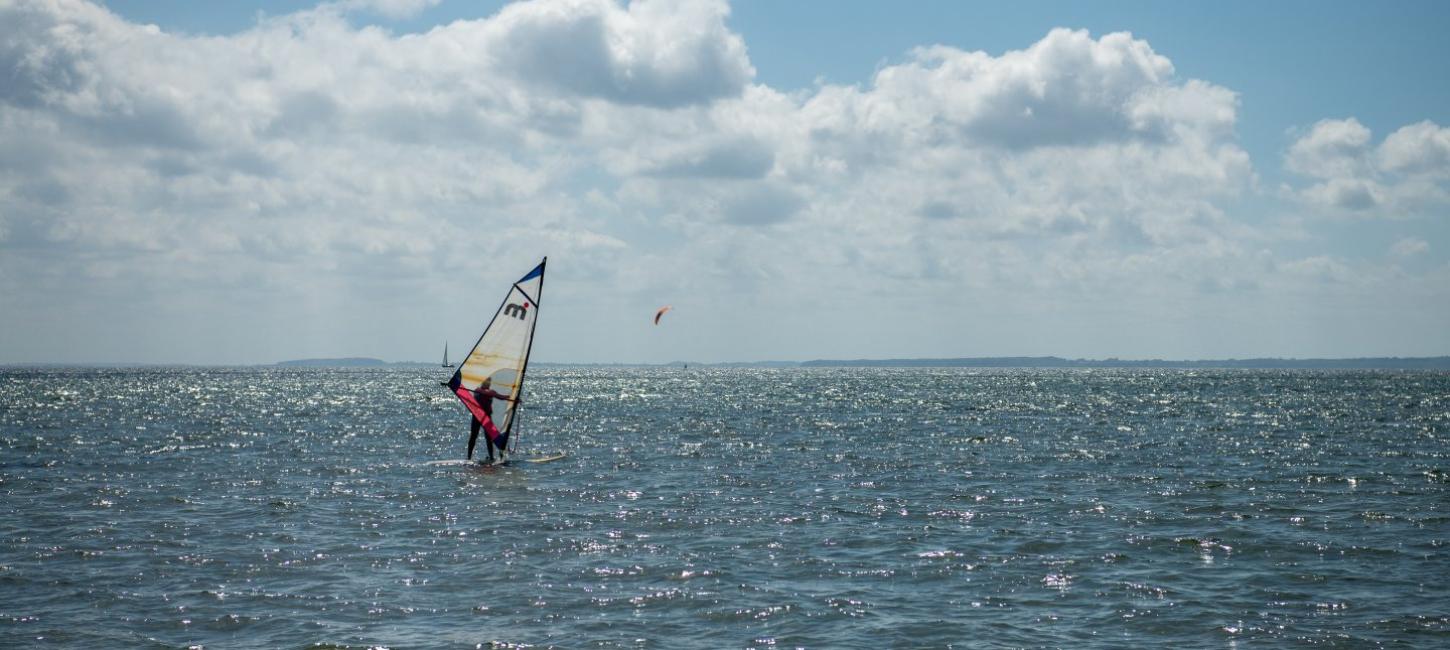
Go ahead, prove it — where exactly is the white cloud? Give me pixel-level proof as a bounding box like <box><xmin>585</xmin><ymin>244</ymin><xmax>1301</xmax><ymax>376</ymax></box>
<box><xmin>1285</xmin><ymin>118</ymin><xmax>1450</xmax><ymax>214</ymax></box>
<box><xmin>1297</xmin><ymin>177</ymin><xmax>1384</xmax><ymax>211</ymax></box>
<box><xmin>727</xmin><ymin>28</ymin><xmax>1255</xmax><ymax>301</ymax></box>
<box><xmin>1278</xmin><ymin>255</ymin><xmax>1357</xmax><ymax>285</ymax></box>
<box><xmin>1286</xmin><ymin>118</ymin><xmax>1373</xmax><ymax>179</ymax></box>
<box><xmin>479</xmin><ymin>0</ymin><xmax>753</xmax><ymax>108</ymax></box>
<box><xmin>635</xmin><ymin>136</ymin><xmax>775</xmax><ymax>179</ymax></box>
<box><xmin>789</xmin><ymin>28</ymin><xmax>1231</xmax><ymax>152</ymax></box>
<box><xmin>1378</xmin><ymin>120</ymin><xmax>1450</xmax><ymax>176</ymax></box>
<box><xmin>1391</xmin><ymin>237</ymin><xmax>1429</xmax><ymax>258</ymax></box>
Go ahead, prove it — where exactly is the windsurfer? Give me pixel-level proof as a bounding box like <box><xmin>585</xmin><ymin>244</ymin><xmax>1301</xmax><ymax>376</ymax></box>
<box><xmin>467</xmin><ymin>378</ymin><xmax>518</xmax><ymax>464</ymax></box>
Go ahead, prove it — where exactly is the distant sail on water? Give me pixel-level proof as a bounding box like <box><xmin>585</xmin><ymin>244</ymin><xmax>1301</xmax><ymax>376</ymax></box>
<box><xmin>446</xmin><ymin>258</ymin><xmax>546</xmax><ymax>447</ymax></box>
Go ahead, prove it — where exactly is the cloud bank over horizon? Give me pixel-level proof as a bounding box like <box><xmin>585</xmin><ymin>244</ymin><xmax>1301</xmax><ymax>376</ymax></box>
<box><xmin>1</xmin><ymin>0</ymin><xmax>1446</xmax><ymax>364</ymax></box>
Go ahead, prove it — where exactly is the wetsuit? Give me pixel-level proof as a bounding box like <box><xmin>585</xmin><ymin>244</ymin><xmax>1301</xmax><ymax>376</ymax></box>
<box><xmin>467</xmin><ymin>386</ymin><xmax>511</xmax><ymax>461</ymax></box>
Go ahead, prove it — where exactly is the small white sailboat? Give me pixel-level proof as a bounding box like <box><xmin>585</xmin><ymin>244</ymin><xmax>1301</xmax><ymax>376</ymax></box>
<box><xmin>441</xmin><ymin>342</ymin><xmax>454</xmax><ymax>368</ymax></box>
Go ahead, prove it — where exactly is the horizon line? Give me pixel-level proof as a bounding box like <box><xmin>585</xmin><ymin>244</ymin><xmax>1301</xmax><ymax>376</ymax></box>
<box><xmin>5</xmin><ymin>354</ymin><xmax>1450</xmax><ymax>369</ymax></box>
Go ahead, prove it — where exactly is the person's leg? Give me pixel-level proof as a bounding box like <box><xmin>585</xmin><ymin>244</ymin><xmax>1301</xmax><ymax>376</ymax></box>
<box><xmin>481</xmin><ymin>416</ymin><xmax>502</xmax><ymax>463</ymax></box>
<box><xmin>467</xmin><ymin>417</ymin><xmax>481</xmax><ymax>460</ymax></box>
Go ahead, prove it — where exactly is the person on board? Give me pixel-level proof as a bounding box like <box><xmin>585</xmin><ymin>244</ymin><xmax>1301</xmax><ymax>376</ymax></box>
<box><xmin>467</xmin><ymin>378</ymin><xmax>518</xmax><ymax>465</ymax></box>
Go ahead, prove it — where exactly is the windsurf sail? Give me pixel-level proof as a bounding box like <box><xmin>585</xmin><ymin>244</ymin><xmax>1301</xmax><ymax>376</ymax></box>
<box><xmin>445</xmin><ymin>258</ymin><xmax>546</xmax><ymax>453</ymax></box>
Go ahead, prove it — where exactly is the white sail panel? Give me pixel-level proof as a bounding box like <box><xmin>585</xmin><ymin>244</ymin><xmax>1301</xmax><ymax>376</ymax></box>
<box><xmin>449</xmin><ymin>260</ymin><xmax>545</xmax><ymax>438</ymax></box>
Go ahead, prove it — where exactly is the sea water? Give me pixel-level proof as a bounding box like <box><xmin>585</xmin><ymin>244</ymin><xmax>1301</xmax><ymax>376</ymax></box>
<box><xmin>1</xmin><ymin>367</ymin><xmax>1447</xmax><ymax>648</ymax></box>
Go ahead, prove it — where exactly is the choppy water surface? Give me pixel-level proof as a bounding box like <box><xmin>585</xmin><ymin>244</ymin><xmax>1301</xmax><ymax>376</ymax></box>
<box><xmin>2</xmin><ymin>367</ymin><xmax>1448</xmax><ymax>648</ymax></box>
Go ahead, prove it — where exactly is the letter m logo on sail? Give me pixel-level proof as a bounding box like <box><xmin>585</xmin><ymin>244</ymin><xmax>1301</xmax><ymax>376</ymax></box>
<box><xmin>504</xmin><ymin>301</ymin><xmax>530</xmax><ymax>319</ymax></box>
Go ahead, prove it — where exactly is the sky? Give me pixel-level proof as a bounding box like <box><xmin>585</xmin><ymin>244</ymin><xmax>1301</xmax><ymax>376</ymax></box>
<box><xmin>1</xmin><ymin>0</ymin><xmax>1448</xmax><ymax>364</ymax></box>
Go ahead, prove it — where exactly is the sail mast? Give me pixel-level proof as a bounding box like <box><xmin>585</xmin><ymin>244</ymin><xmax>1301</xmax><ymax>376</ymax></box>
<box><xmin>504</xmin><ymin>257</ymin><xmax>546</xmax><ymax>450</ymax></box>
